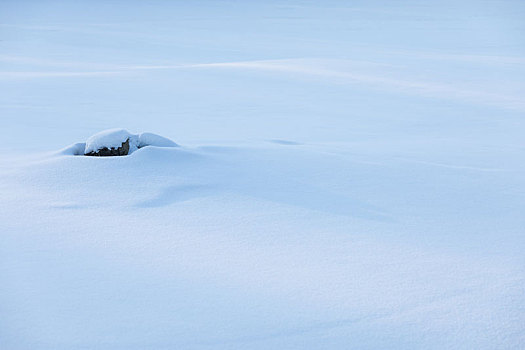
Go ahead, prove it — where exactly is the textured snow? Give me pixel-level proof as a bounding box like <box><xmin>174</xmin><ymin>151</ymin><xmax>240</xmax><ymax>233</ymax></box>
<box><xmin>1</xmin><ymin>1</ymin><xmax>525</xmax><ymax>349</ymax></box>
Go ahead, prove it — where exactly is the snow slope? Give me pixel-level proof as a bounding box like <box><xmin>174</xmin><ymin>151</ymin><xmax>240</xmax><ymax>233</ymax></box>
<box><xmin>1</xmin><ymin>1</ymin><xmax>525</xmax><ymax>349</ymax></box>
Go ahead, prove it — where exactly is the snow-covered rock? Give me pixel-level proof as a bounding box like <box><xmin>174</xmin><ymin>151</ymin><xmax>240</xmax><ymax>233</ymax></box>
<box><xmin>83</xmin><ymin>129</ymin><xmax>177</xmax><ymax>156</ymax></box>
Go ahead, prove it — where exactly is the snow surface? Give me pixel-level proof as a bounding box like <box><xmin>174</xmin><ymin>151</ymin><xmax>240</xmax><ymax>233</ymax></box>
<box><xmin>1</xmin><ymin>1</ymin><xmax>525</xmax><ymax>349</ymax></box>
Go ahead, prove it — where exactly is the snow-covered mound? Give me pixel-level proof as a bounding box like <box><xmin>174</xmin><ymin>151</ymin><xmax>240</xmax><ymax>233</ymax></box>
<box><xmin>137</xmin><ymin>132</ymin><xmax>179</xmax><ymax>148</ymax></box>
<box><xmin>82</xmin><ymin>128</ymin><xmax>178</xmax><ymax>155</ymax></box>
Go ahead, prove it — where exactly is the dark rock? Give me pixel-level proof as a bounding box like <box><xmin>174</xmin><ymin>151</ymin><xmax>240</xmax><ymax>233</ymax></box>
<box><xmin>85</xmin><ymin>138</ymin><xmax>130</xmax><ymax>157</ymax></box>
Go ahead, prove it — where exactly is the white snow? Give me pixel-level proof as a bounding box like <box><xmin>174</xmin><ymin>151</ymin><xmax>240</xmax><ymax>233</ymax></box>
<box><xmin>1</xmin><ymin>1</ymin><xmax>525</xmax><ymax>349</ymax></box>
